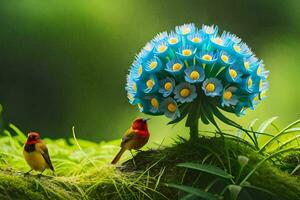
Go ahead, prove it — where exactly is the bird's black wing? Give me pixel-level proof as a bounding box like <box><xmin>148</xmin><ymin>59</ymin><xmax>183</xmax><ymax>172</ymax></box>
<box><xmin>38</xmin><ymin>143</ymin><xmax>55</xmax><ymax>171</ymax></box>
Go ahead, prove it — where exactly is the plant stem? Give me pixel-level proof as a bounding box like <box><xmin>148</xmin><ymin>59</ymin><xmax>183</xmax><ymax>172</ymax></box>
<box><xmin>189</xmin><ymin>120</ymin><xmax>199</xmax><ymax>141</ymax></box>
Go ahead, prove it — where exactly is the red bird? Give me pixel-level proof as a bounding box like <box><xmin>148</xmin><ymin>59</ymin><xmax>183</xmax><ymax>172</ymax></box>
<box><xmin>111</xmin><ymin>118</ymin><xmax>150</xmax><ymax>165</ymax></box>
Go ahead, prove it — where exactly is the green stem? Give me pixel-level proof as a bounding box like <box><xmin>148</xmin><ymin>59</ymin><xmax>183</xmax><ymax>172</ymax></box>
<box><xmin>235</xmin><ymin>166</ymin><xmax>244</xmax><ymax>184</ymax></box>
<box><xmin>189</xmin><ymin>120</ymin><xmax>199</xmax><ymax>141</ymax></box>
<box><xmin>186</xmin><ymin>94</ymin><xmax>201</xmax><ymax>142</ymax></box>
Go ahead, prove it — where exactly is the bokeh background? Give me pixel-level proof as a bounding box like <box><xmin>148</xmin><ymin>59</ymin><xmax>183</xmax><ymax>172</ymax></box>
<box><xmin>0</xmin><ymin>0</ymin><xmax>299</xmax><ymax>143</ymax></box>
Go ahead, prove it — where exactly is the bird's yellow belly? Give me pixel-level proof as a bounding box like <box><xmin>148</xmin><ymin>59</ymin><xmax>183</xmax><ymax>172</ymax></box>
<box><xmin>23</xmin><ymin>150</ymin><xmax>48</xmax><ymax>172</ymax></box>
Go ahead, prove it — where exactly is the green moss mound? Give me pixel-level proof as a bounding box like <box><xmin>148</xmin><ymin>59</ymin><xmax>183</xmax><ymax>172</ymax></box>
<box><xmin>0</xmin><ymin>136</ymin><xmax>299</xmax><ymax>200</ymax></box>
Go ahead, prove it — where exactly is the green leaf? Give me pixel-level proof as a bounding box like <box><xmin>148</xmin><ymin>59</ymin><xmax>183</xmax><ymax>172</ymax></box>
<box><xmin>202</xmin><ymin>101</ymin><xmax>220</xmax><ymax>131</ymax></box>
<box><xmin>180</xmin><ymin>194</ymin><xmax>198</xmax><ymax>200</ymax></box>
<box><xmin>166</xmin><ymin>184</ymin><xmax>219</xmax><ymax>200</ymax></box>
<box><xmin>284</xmin><ymin>127</ymin><xmax>300</xmax><ymax>134</ymax></box>
<box><xmin>211</xmin><ymin>106</ymin><xmax>241</xmax><ymax>128</ymax></box>
<box><xmin>199</xmin><ymin>106</ymin><xmax>210</xmax><ymax>125</ymax></box>
<box><xmin>257</xmin><ymin>116</ymin><xmax>278</xmax><ymax>133</ymax></box>
<box><xmin>248</xmin><ymin>118</ymin><xmax>259</xmax><ymax>130</ymax></box>
<box><xmin>177</xmin><ymin>163</ymin><xmax>233</xmax><ymax>179</ymax></box>
<box><xmin>243</xmin><ymin>185</ymin><xmax>278</xmax><ymax>199</ymax></box>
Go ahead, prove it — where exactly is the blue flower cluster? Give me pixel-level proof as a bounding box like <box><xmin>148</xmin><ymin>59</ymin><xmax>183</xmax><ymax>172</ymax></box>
<box><xmin>126</xmin><ymin>24</ymin><xmax>268</xmax><ymax>122</ymax></box>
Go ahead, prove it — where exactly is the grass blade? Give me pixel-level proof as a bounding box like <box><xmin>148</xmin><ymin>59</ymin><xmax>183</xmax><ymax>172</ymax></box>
<box><xmin>278</xmin><ymin>135</ymin><xmax>300</xmax><ymax>149</ymax></box>
<box><xmin>291</xmin><ymin>164</ymin><xmax>300</xmax><ymax>175</ymax></box>
<box><xmin>259</xmin><ymin>119</ymin><xmax>300</xmax><ymax>153</ymax></box>
<box><xmin>257</xmin><ymin>116</ymin><xmax>278</xmax><ymax>133</ymax></box>
<box><xmin>166</xmin><ymin>183</ymin><xmax>218</xmax><ymax>200</ymax></box>
<box><xmin>177</xmin><ymin>163</ymin><xmax>233</xmax><ymax>179</ymax></box>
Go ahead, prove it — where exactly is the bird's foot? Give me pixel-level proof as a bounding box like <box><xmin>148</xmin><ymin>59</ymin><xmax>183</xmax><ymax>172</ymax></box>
<box><xmin>146</xmin><ymin>147</ymin><xmax>159</xmax><ymax>153</ymax></box>
<box><xmin>37</xmin><ymin>173</ymin><xmax>44</xmax><ymax>178</ymax></box>
<box><xmin>24</xmin><ymin>169</ymin><xmax>33</xmax><ymax>177</ymax></box>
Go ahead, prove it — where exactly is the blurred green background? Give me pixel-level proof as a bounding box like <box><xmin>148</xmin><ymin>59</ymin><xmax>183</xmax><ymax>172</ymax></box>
<box><xmin>0</xmin><ymin>0</ymin><xmax>299</xmax><ymax>143</ymax></box>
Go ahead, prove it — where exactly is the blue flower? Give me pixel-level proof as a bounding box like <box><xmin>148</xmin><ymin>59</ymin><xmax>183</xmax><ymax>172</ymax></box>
<box><xmin>127</xmin><ymin>91</ymin><xmax>139</xmax><ymax>105</ymax></box>
<box><xmin>187</xmin><ymin>31</ymin><xmax>205</xmax><ymax>47</ymax></box>
<box><xmin>202</xmin><ymin>78</ymin><xmax>223</xmax><ymax>97</ymax></box>
<box><xmin>143</xmin><ymin>75</ymin><xmax>159</xmax><ymax>93</ymax></box>
<box><xmin>165</xmin><ymin>59</ymin><xmax>185</xmax><ymax>75</ymax></box>
<box><xmin>225</xmin><ymin>65</ymin><xmax>243</xmax><ymax>83</ymax></box>
<box><xmin>241</xmin><ymin>56</ymin><xmax>259</xmax><ymax>74</ymax></box>
<box><xmin>241</xmin><ymin>75</ymin><xmax>255</xmax><ymax>93</ymax></box>
<box><xmin>159</xmin><ymin>77</ymin><xmax>175</xmax><ymax>97</ymax></box>
<box><xmin>196</xmin><ymin>51</ymin><xmax>218</xmax><ymax>65</ymax></box>
<box><xmin>174</xmin><ymin>82</ymin><xmax>197</xmax><ymax>103</ymax></box>
<box><xmin>202</xmin><ymin>25</ymin><xmax>218</xmax><ymax>37</ymax></box>
<box><xmin>167</xmin><ymin>31</ymin><xmax>182</xmax><ymax>47</ymax></box>
<box><xmin>219</xmin><ymin>51</ymin><xmax>235</xmax><ymax>65</ymax></box>
<box><xmin>221</xmin><ymin>86</ymin><xmax>239</xmax><ymax>107</ymax></box>
<box><xmin>175</xmin><ymin>23</ymin><xmax>196</xmax><ymax>36</ymax></box>
<box><xmin>255</xmin><ymin>63</ymin><xmax>269</xmax><ymax>79</ymax></box>
<box><xmin>152</xmin><ymin>32</ymin><xmax>168</xmax><ymax>43</ymax></box>
<box><xmin>145</xmin><ymin>57</ymin><xmax>163</xmax><ymax>73</ymax></box>
<box><xmin>130</xmin><ymin>60</ymin><xmax>146</xmax><ymax>81</ymax></box>
<box><xmin>139</xmin><ymin>42</ymin><xmax>155</xmax><ymax>59</ymax></box>
<box><xmin>184</xmin><ymin>65</ymin><xmax>205</xmax><ymax>83</ymax></box>
<box><xmin>175</xmin><ymin>45</ymin><xmax>197</xmax><ymax>60</ymax></box>
<box><xmin>225</xmin><ymin>32</ymin><xmax>241</xmax><ymax>44</ymax></box>
<box><xmin>154</xmin><ymin>42</ymin><xmax>170</xmax><ymax>58</ymax></box>
<box><xmin>126</xmin><ymin>23</ymin><xmax>269</xmax><ymax>126</ymax></box>
<box><xmin>161</xmin><ymin>97</ymin><xmax>180</xmax><ymax>120</ymax></box>
<box><xmin>144</xmin><ymin>95</ymin><xmax>162</xmax><ymax>114</ymax></box>
<box><xmin>258</xmin><ymin>78</ymin><xmax>268</xmax><ymax>93</ymax></box>
<box><xmin>210</xmin><ymin>32</ymin><xmax>231</xmax><ymax>49</ymax></box>
<box><xmin>126</xmin><ymin>75</ymin><xmax>138</xmax><ymax>95</ymax></box>
<box><xmin>231</xmin><ymin>42</ymin><xmax>252</xmax><ymax>57</ymax></box>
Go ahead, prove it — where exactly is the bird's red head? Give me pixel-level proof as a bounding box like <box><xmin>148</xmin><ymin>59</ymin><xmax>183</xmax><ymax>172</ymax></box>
<box><xmin>132</xmin><ymin>118</ymin><xmax>150</xmax><ymax>132</ymax></box>
<box><xmin>26</xmin><ymin>132</ymin><xmax>41</xmax><ymax>144</ymax></box>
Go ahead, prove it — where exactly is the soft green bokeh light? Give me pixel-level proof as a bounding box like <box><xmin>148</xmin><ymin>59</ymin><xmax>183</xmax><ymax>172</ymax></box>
<box><xmin>0</xmin><ymin>0</ymin><xmax>299</xmax><ymax>142</ymax></box>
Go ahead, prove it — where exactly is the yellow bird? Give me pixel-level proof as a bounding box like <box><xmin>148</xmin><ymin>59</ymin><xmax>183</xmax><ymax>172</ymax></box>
<box><xmin>23</xmin><ymin>132</ymin><xmax>54</xmax><ymax>174</ymax></box>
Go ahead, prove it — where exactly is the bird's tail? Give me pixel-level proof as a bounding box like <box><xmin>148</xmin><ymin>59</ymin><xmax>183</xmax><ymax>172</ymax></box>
<box><xmin>111</xmin><ymin>148</ymin><xmax>126</xmax><ymax>164</ymax></box>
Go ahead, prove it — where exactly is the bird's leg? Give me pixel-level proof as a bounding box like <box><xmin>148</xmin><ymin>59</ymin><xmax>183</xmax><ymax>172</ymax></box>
<box><xmin>38</xmin><ymin>169</ymin><xmax>46</xmax><ymax>178</ymax></box>
<box><xmin>130</xmin><ymin>150</ymin><xmax>136</xmax><ymax>167</ymax></box>
<box><xmin>24</xmin><ymin>169</ymin><xmax>33</xmax><ymax>176</ymax></box>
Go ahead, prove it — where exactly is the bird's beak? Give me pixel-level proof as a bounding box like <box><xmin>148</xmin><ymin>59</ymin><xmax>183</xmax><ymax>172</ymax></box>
<box><xmin>143</xmin><ymin>118</ymin><xmax>151</xmax><ymax>122</ymax></box>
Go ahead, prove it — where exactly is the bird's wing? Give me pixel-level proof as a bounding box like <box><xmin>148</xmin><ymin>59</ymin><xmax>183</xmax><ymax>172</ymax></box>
<box><xmin>121</xmin><ymin>128</ymin><xmax>138</xmax><ymax>147</ymax></box>
<box><xmin>36</xmin><ymin>142</ymin><xmax>55</xmax><ymax>171</ymax></box>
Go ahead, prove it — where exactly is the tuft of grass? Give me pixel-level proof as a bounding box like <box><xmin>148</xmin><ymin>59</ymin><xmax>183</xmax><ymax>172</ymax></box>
<box><xmin>0</xmin><ymin>120</ymin><xmax>299</xmax><ymax>199</ymax></box>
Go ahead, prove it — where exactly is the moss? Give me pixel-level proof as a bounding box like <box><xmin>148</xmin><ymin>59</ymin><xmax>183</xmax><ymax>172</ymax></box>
<box><xmin>0</xmin><ymin>137</ymin><xmax>299</xmax><ymax>200</ymax></box>
<box><xmin>0</xmin><ymin>168</ymin><xmax>83</xmax><ymax>199</ymax></box>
